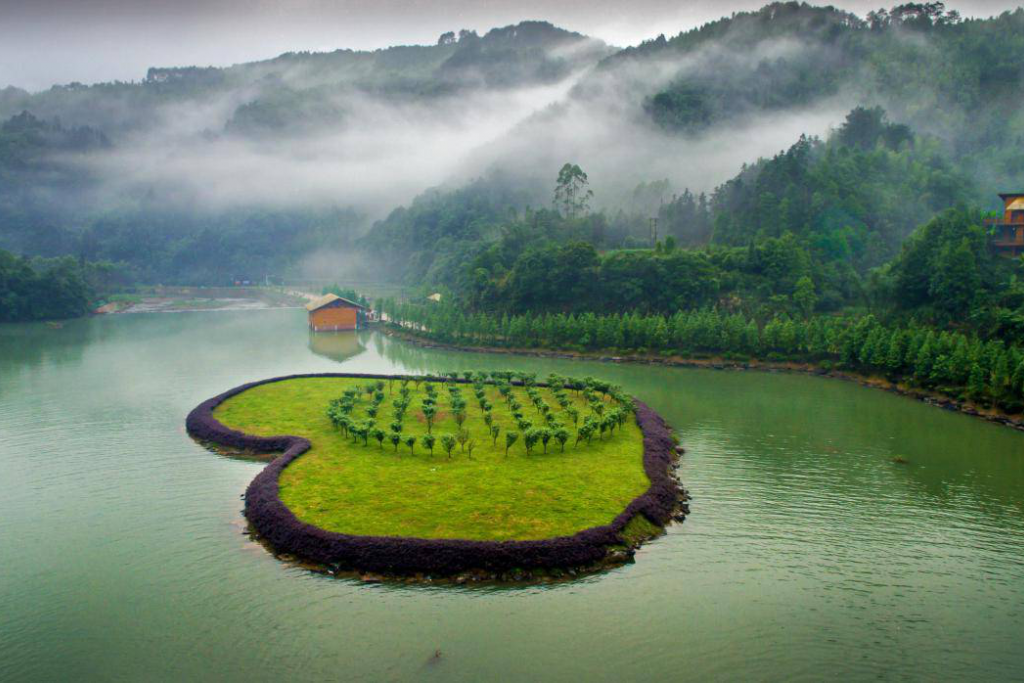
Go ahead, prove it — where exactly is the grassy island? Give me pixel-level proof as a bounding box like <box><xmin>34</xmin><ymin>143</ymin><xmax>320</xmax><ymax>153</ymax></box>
<box><xmin>214</xmin><ymin>373</ymin><xmax>651</xmax><ymax>542</ymax></box>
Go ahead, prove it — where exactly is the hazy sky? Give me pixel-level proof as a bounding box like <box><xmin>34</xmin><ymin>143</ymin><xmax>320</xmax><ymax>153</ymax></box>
<box><xmin>2</xmin><ymin>0</ymin><xmax>1020</xmax><ymax>91</ymax></box>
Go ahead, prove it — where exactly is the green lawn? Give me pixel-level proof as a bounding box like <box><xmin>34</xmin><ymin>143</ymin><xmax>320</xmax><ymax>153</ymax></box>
<box><xmin>214</xmin><ymin>377</ymin><xmax>649</xmax><ymax>541</ymax></box>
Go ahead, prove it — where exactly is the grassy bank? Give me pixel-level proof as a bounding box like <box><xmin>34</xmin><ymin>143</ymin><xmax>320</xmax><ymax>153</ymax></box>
<box><xmin>382</xmin><ymin>326</ymin><xmax>1024</xmax><ymax>432</ymax></box>
<box><xmin>214</xmin><ymin>376</ymin><xmax>649</xmax><ymax>541</ymax></box>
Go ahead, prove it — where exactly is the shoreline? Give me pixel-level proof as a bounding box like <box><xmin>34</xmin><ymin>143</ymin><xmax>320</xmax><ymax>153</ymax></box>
<box><xmin>93</xmin><ymin>286</ymin><xmax>308</xmax><ymax>315</ymax></box>
<box><xmin>186</xmin><ymin>372</ymin><xmax>688</xmax><ymax>582</ymax></box>
<box><xmin>382</xmin><ymin>326</ymin><xmax>1024</xmax><ymax>433</ymax></box>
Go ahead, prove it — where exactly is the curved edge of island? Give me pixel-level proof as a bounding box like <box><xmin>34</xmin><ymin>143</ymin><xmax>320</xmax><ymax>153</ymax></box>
<box><xmin>186</xmin><ymin>372</ymin><xmax>686</xmax><ymax>579</ymax></box>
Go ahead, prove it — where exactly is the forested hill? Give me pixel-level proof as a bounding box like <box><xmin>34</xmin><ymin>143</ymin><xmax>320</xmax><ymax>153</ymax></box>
<box><xmin>0</xmin><ymin>21</ymin><xmax>610</xmax><ymax>284</ymax></box>
<box><xmin>2</xmin><ymin>4</ymin><xmax>1024</xmax><ymax>292</ymax></box>
<box><xmin>359</xmin><ymin>3</ymin><xmax>1024</xmax><ymax>292</ymax></box>
<box><xmin>359</xmin><ymin>106</ymin><xmax>976</xmax><ymax>288</ymax></box>
<box><xmin>0</xmin><ymin>22</ymin><xmax>610</xmax><ymax>137</ymax></box>
<box><xmin>590</xmin><ymin>2</ymin><xmax>1023</xmax><ymax>148</ymax></box>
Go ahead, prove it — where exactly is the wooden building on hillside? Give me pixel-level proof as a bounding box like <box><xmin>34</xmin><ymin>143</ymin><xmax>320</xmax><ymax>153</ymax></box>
<box><xmin>987</xmin><ymin>192</ymin><xmax>1024</xmax><ymax>257</ymax></box>
<box><xmin>306</xmin><ymin>294</ymin><xmax>367</xmax><ymax>331</ymax></box>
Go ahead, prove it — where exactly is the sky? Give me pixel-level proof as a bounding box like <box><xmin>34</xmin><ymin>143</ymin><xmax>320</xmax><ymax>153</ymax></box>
<box><xmin>2</xmin><ymin>0</ymin><xmax>1021</xmax><ymax>92</ymax></box>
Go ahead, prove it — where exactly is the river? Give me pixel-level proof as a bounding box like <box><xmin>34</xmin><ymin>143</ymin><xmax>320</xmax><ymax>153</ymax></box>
<box><xmin>2</xmin><ymin>308</ymin><xmax>1023</xmax><ymax>681</ymax></box>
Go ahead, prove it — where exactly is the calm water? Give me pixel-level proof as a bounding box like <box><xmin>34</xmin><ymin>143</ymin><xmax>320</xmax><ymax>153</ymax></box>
<box><xmin>2</xmin><ymin>309</ymin><xmax>1024</xmax><ymax>682</ymax></box>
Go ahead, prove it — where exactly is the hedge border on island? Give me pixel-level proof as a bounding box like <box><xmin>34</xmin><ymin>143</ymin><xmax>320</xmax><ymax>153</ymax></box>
<box><xmin>186</xmin><ymin>373</ymin><xmax>681</xmax><ymax>576</ymax></box>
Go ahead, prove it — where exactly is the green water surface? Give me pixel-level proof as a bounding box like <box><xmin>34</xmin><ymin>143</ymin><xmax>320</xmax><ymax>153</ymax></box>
<box><xmin>1</xmin><ymin>308</ymin><xmax>1022</xmax><ymax>681</ymax></box>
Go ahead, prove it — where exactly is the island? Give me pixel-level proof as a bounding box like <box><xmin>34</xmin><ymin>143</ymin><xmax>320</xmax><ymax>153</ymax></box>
<box><xmin>186</xmin><ymin>372</ymin><xmax>687</xmax><ymax>581</ymax></box>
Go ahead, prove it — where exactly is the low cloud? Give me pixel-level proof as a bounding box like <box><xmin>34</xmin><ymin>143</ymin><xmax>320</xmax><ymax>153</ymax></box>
<box><xmin>76</xmin><ymin>76</ymin><xmax>584</xmax><ymax>217</ymax></box>
<box><xmin>64</xmin><ymin>26</ymin><xmax>869</xmax><ymax>229</ymax></box>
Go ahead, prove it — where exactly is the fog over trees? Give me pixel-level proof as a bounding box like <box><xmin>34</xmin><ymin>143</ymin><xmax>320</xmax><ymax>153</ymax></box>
<box><xmin>2</xmin><ymin>2</ymin><xmax>1024</xmax><ymax>343</ymax></box>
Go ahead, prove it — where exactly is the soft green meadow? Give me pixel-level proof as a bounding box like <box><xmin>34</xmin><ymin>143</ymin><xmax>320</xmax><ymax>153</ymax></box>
<box><xmin>214</xmin><ymin>376</ymin><xmax>648</xmax><ymax>541</ymax></box>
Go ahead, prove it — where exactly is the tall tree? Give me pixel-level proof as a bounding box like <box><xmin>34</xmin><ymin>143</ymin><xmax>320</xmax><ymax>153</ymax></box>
<box><xmin>553</xmin><ymin>163</ymin><xmax>594</xmax><ymax>219</ymax></box>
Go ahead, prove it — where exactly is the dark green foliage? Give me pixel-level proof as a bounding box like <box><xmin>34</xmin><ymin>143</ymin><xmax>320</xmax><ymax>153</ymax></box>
<box><xmin>364</xmin><ymin>101</ymin><xmax>983</xmax><ymax>319</ymax></box>
<box><xmin>321</xmin><ymin>285</ymin><xmax>370</xmax><ymax>307</ymax></box>
<box><xmin>0</xmin><ymin>249</ymin><xmax>97</xmax><ymax>322</ymax></box>
<box><xmin>707</xmin><ymin>129</ymin><xmax>975</xmax><ymax>270</ymax></box>
<box><xmin>644</xmin><ymin>85</ymin><xmax>712</xmax><ymax>132</ymax></box>
<box><xmin>887</xmin><ymin>207</ymin><xmax>993</xmax><ymax>324</ymax></box>
<box><xmin>384</xmin><ymin>300</ymin><xmax>1024</xmax><ymax>413</ymax></box>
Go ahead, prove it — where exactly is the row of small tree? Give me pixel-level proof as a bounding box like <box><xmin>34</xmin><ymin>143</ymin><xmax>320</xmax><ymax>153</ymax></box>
<box><xmin>325</xmin><ymin>372</ymin><xmax>635</xmax><ymax>458</ymax></box>
<box><xmin>381</xmin><ymin>303</ymin><xmax>1024</xmax><ymax>412</ymax></box>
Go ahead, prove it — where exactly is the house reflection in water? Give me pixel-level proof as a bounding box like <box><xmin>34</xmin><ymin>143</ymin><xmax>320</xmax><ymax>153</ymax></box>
<box><xmin>308</xmin><ymin>330</ymin><xmax>366</xmax><ymax>364</ymax></box>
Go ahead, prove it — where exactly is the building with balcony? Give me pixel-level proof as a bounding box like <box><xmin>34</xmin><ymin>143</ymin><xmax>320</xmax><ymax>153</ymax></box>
<box><xmin>986</xmin><ymin>193</ymin><xmax>1024</xmax><ymax>257</ymax></box>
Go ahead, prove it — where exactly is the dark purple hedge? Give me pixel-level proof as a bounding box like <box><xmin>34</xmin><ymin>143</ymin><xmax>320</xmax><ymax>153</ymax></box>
<box><xmin>186</xmin><ymin>373</ymin><xmax>680</xmax><ymax>576</ymax></box>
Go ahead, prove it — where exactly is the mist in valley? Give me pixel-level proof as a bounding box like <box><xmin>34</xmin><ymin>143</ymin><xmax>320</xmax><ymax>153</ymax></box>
<box><xmin>2</xmin><ymin>2</ymin><xmax>1023</xmax><ymax>290</ymax></box>
<box><xmin>28</xmin><ymin>21</ymin><xmax>863</xmax><ymax>230</ymax></box>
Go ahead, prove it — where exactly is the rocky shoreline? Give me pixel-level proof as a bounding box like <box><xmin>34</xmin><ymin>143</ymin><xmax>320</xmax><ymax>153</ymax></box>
<box><xmin>186</xmin><ymin>372</ymin><xmax>688</xmax><ymax>581</ymax></box>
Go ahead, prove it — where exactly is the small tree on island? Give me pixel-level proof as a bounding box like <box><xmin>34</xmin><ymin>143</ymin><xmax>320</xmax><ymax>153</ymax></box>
<box><xmin>490</xmin><ymin>424</ymin><xmax>500</xmax><ymax>445</ymax></box>
<box><xmin>422</xmin><ymin>404</ymin><xmax>437</xmax><ymax>433</ymax></box>
<box><xmin>575</xmin><ymin>423</ymin><xmax>594</xmax><ymax>447</ymax></box>
<box><xmin>422</xmin><ymin>434</ymin><xmax>436</xmax><ymax>457</ymax></box>
<box><xmin>440</xmin><ymin>434</ymin><xmax>456</xmax><ymax>459</ymax></box>
<box><xmin>523</xmin><ymin>428</ymin><xmax>540</xmax><ymax>455</ymax></box>
<box><xmin>390</xmin><ymin>433</ymin><xmax>401</xmax><ymax>452</ymax></box>
<box><xmin>405</xmin><ymin>435</ymin><xmax>416</xmax><ymax>455</ymax></box>
<box><xmin>505</xmin><ymin>430</ymin><xmax>519</xmax><ymax>456</ymax></box>
<box><xmin>539</xmin><ymin>428</ymin><xmax>552</xmax><ymax>454</ymax></box>
<box><xmin>373</xmin><ymin>428</ymin><xmax>386</xmax><ymax>450</ymax></box>
<box><xmin>554</xmin><ymin>427</ymin><xmax>569</xmax><ymax>452</ymax></box>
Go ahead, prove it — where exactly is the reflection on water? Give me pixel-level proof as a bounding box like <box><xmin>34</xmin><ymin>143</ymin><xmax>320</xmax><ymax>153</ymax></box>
<box><xmin>1</xmin><ymin>308</ymin><xmax>1023</xmax><ymax>682</ymax></box>
<box><xmin>308</xmin><ymin>330</ymin><xmax>366</xmax><ymax>364</ymax></box>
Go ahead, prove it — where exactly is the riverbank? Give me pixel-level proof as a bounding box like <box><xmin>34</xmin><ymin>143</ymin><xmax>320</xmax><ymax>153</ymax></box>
<box><xmin>94</xmin><ymin>286</ymin><xmax>305</xmax><ymax>314</ymax></box>
<box><xmin>383</xmin><ymin>326</ymin><xmax>1024</xmax><ymax>433</ymax></box>
<box><xmin>187</xmin><ymin>372</ymin><xmax>688</xmax><ymax>581</ymax></box>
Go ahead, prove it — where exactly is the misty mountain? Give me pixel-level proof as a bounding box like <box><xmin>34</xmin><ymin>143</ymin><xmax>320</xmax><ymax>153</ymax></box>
<box><xmin>0</xmin><ymin>21</ymin><xmax>610</xmax><ymax>281</ymax></box>
<box><xmin>1</xmin><ymin>4</ymin><xmax>1023</xmax><ymax>288</ymax></box>
<box><xmin>0</xmin><ymin>21</ymin><xmax>611</xmax><ymax>137</ymax></box>
<box><xmin>474</xmin><ymin>2</ymin><xmax>1023</xmax><ymax>206</ymax></box>
<box><xmin>357</xmin><ymin>3</ymin><xmax>1023</xmax><ymax>286</ymax></box>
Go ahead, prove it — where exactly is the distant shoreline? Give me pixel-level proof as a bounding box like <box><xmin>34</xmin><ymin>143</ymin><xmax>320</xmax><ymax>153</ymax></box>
<box><xmin>93</xmin><ymin>286</ymin><xmax>307</xmax><ymax>315</ymax></box>
<box><xmin>383</xmin><ymin>325</ymin><xmax>1024</xmax><ymax>434</ymax></box>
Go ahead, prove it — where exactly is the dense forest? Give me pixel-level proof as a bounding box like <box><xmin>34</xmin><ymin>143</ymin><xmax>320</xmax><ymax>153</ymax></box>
<box><xmin>363</xmin><ymin>107</ymin><xmax>996</xmax><ymax>318</ymax></box>
<box><xmin>378</xmin><ymin>197</ymin><xmax>1017</xmax><ymax>332</ymax></box>
<box><xmin>381</xmin><ymin>300</ymin><xmax>1024</xmax><ymax>412</ymax></box>
<box><xmin>0</xmin><ymin>248</ymin><xmax>124</xmax><ymax>322</ymax></box>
